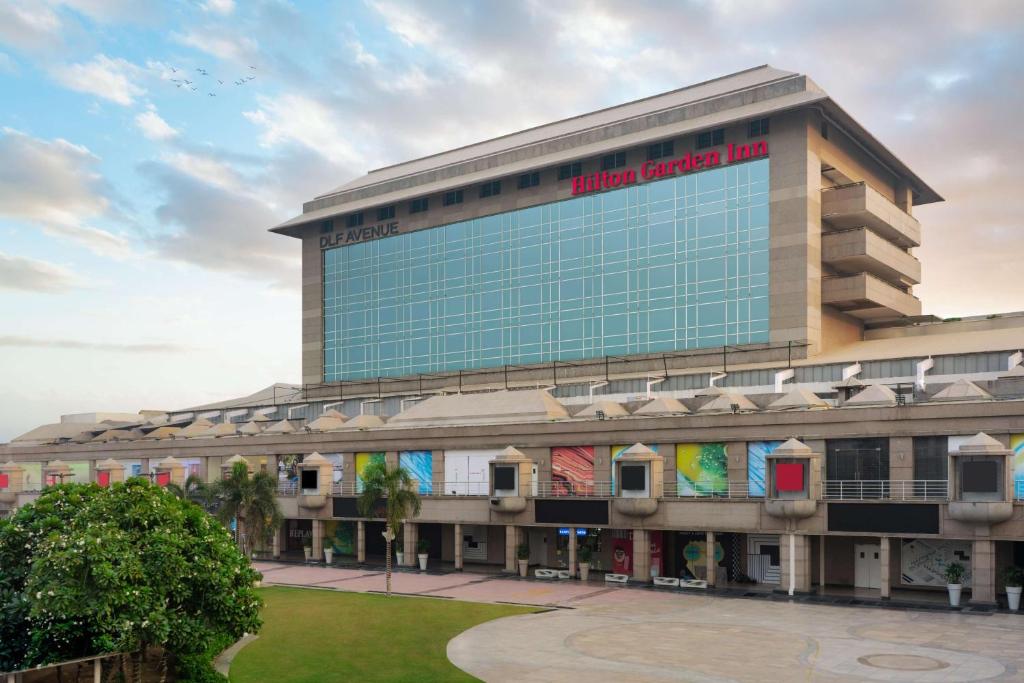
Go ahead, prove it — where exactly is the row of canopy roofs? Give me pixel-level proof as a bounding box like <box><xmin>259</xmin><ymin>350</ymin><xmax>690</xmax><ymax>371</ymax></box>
<box><xmin>16</xmin><ymin>376</ymin><xmax>1015</xmax><ymax>448</ymax></box>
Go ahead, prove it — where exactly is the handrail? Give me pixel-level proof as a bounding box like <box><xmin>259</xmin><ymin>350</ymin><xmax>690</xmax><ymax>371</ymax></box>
<box><xmin>1015</xmin><ymin>480</ymin><xmax>1024</xmax><ymax>501</ymax></box>
<box><xmin>661</xmin><ymin>481</ymin><xmax>754</xmax><ymax>499</ymax></box>
<box><xmin>276</xmin><ymin>481</ymin><xmax>298</xmax><ymax>496</ymax></box>
<box><xmin>823</xmin><ymin>480</ymin><xmax>947</xmax><ymax>501</ymax></box>
<box><xmin>535</xmin><ymin>481</ymin><xmax>613</xmax><ymax>498</ymax></box>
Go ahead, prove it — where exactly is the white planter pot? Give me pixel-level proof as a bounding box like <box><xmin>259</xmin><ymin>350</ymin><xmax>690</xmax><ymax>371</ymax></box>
<box><xmin>418</xmin><ymin>553</ymin><xmax>428</xmax><ymax>570</ymax></box>
<box><xmin>396</xmin><ymin>551</ymin><xmax>405</xmax><ymax>566</ymax></box>
<box><xmin>579</xmin><ymin>562</ymin><xmax>591</xmax><ymax>582</ymax></box>
<box><xmin>518</xmin><ymin>559</ymin><xmax>528</xmax><ymax>578</ymax></box>
<box><xmin>650</xmin><ymin>563</ymin><xmax>660</xmax><ymax>579</ymax></box>
<box><xmin>1007</xmin><ymin>586</ymin><xmax>1022</xmax><ymax>611</ymax></box>
<box><xmin>303</xmin><ymin>547</ymin><xmax>312</xmax><ymax>561</ymax></box>
<box><xmin>324</xmin><ymin>548</ymin><xmax>333</xmax><ymax>564</ymax></box>
<box><xmin>947</xmin><ymin>583</ymin><xmax>962</xmax><ymax>607</ymax></box>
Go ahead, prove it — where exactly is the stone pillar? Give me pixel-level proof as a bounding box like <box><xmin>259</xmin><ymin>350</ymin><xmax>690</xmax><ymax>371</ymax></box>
<box><xmin>403</xmin><ymin>523</ymin><xmax>418</xmax><ymax>567</ymax></box>
<box><xmin>357</xmin><ymin>521</ymin><xmax>366</xmax><ymax>563</ymax></box>
<box><xmin>312</xmin><ymin>519</ymin><xmax>323</xmax><ymax>562</ymax></box>
<box><xmin>454</xmin><ymin>523</ymin><xmax>463</xmax><ymax>570</ymax></box>
<box><xmin>971</xmin><ymin>539</ymin><xmax>996</xmax><ymax>605</ymax></box>
<box><xmin>818</xmin><ymin>535</ymin><xmax>826</xmax><ymax>593</ymax></box>
<box><xmin>568</xmin><ymin>528</ymin><xmax>577</xmax><ymax>577</ymax></box>
<box><xmin>632</xmin><ymin>529</ymin><xmax>651</xmax><ymax>581</ymax></box>
<box><xmin>706</xmin><ymin>531</ymin><xmax>717</xmax><ymax>587</ymax></box>
<box><xmin>272</xmin><ymin>527</ymin><xmax>281</xmax><ymax>560</ymax></box>
<box><xmin>879</xmin><ymin>537</ymin><xmax>891</xmax><ymax>599</ymax></box>
<box><xmin>504</xmin><ymin>525</ymin><xmax>519</xmax><ymax>572</ymax></box>
<box><xmin>780</xmin><ymin>533</ymin><xmax>812</xmax><ymax>594</ymax></box>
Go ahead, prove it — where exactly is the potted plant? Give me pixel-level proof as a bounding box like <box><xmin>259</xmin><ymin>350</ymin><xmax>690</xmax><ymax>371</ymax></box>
<box><xmin>577</xmin><ymin>544</ymin><xmax>592</xmax><ymax>582</ymax></box>
<box><xmin>324</xmin><ymin>544</ymin><xmax>334</xmax><ymax>565</ymax></box>
<box><xmin>516</xmin><ymin>543</ymin><xmax>530</xmax><ymax>578</ymax></box>
<box><xmin>945</xmin><ymin>561</ymin><xmax>965</xmax><ymax>607</ymax></box>
<box><xmin>417</xmin><ymin>538</ymin><xmax>430</xmax><ymax>571</ymax></box>
<box><xmin>395</xmin><ymin>537</ymin><xmax>405</xmax><ymax>567</ymax></box>
<box><xmin>1003</xmin><ymin>566</ymin><xmax>1023</xmax><ymax>611</ymax></box>
<box><xmin>302</xmin><ymin>536</ymin><xmax>312</xmax><ymax>563</ymax></box>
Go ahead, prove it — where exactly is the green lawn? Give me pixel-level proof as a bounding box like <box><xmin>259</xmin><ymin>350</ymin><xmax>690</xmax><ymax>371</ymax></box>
<box><xmin>229</xmin><ymin>587</ymin><xmax>538</xmax><ymax>682</ymax></box>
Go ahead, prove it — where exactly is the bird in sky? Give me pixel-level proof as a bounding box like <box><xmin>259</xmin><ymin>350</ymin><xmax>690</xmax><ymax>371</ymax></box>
<box><xmin>197</xmin><ymin>67</ymin><xmax>208</xmax><ymax>75</ymax></box>
<box><xmin>217</xmin><ymin>79</ymin><xmax>223</xmax><ymax>85</ymax></box>
<box><xmin>248</xmin><ymin>65</ymin><xmax>256</xmax><ymax>70</ymax></box>
<box><xmin>170</xmin><ymin>67</ymin><xmax>178</xmax><ymax>73</ymax></box>
<box><xmin>208</xmin><ymin>92</ymin><xmax>216</xmax><ymax>97</ymax></box>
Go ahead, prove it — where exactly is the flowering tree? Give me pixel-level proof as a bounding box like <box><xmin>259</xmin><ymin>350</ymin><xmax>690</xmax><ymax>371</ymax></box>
<box><xmin>0</xmin><ymin>479</ymin><xmax>262</xmax><ymax>681</ymax></box>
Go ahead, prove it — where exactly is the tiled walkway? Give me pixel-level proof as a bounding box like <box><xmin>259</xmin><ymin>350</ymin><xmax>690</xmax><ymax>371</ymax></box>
<box><xmin>255</xmin><ymin>562</ymin><xmax>1024</xmax><ymax>682</ymax></box>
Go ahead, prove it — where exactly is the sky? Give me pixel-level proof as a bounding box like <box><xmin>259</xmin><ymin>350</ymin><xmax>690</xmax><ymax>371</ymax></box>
<box><xmin>0</xmin><ymin>0</ymin><xmax>1022</xmax><ymax>442</ymax></box>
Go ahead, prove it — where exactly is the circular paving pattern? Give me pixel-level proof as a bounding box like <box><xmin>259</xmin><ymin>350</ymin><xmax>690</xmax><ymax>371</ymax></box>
<box><xmin>858</xmin><ymin>654</ymin><xmax>950</xmax><ymax>672</ymax></box>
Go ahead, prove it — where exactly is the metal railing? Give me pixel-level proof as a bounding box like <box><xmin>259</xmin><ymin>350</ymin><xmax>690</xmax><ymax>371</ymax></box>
<box><xmin>1015</xmin><ymin>480</ymin><xmax>1024</xmax><ymax>501</ymax></box>
<box><xmin>661</xmin><ymin>481</ymin><xmax>754</xmax><ymax>499</ymax></box>
<box><xmin>823</xmin><ymin>480</ymin><xmax>947</xmax><ymax>501</ymax></box>
<box><xmin>276</xmin><ymin>481</ymin><xmax>297</xmax><ymax>496</ymax></box>
<box><xmin>535</xmin><ymin>481</ymin><xmax>613</xmax><ymax>497</ymax></box>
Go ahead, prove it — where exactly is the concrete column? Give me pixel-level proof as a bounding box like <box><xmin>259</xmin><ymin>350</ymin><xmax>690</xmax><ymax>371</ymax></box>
<box><xmin>568</xmin><ymin>528</ymin><xmax>577</xmax><ymax>577</ymax></box>
<box><xmin>312</xmin><ymin>519</ymin><xmax>323</xmax><ymax>562</ymax></box>
<box><xmin>357</xmin><ymin>521</ymin><xmax>366</xmax><ymax>563</ymax></box>
<box><xmin>454</xmin><ymin>523</ymin><xmax>463</xmax><ymax>570</ymax></box>
<box><xmin>971</xmin><ymin>539</ymin><xmax>996</xmax><ymax>605</ymax></box>
<box><xmin>403</xmin><ymin>522</ymin><xmax>418</xmax><ymax>567</ymax></box>
<box><xmin>706</xmin><ymin>531</ymin><xmax>717</xmax><ymax>587</ymax></box>
<box><xmin>93</xmin><ymin>658</ymin><xmax>101</xmax><ymax>683</ymax></box>
<box><xmin>818</xmin><ymin>535</ymin><xmax>826</xmax><ymax>593</ymax></box>
<box><xmin>632</xmin><ymin>529</ymin><xmax>651</xmax><ymax>581</ymax></box>
<box><xmin>272</xmin><ymin>527</ymin><xmax>281</xmax><ymax>560</ymax></box>
<box><xmin>780</xmin><ymin>533</ymin><xmax>812</xmax><ymax>594</ymax></box>
<box><xmin>879</xmin><ymin>537</ymin><xmax>891</xmax><ymax>599</ymax></box>
<box><xmin>504</xmin><ymin>525</ymin><xmax>520</xmax><ymax>573</ymax></box>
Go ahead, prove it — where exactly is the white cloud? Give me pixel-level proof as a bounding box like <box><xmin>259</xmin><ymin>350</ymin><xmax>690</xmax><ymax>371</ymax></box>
<box><xmin>202</xmin><ymin>0</ymin><xmax>235</xmax><ymax>15</ymax></box>
<box><xmin>162</xmin><ymin>151</ymin><xmax>243</xmax><ymax>193</ymax></box>
<box><xmin>243</xmin><ymin>94</ymin><xmax>362</xmax><ymax>165</ymax></box>
<box><xmin>367</xmin><ymin>0</ymin><xmax>441</xmax><ymax>47</ymax></box>
<box><xmin>173</xmin><ymin>27</ymin><xmax>258</xmax><ymax>63</ymax></box>
<box><xmin>135</xmin><ymin>108</ymin><xmax>178</xmax><ymax>141</ymax></box>
<box><xmin>0</xmin><ymin>3</ymin><xmax>63</xmax><ymax>53</ymax></box>
<box><xmin>0</xmin><ymin>128</ymin><xmax>132</xmax><ymax>259</ymax></box>
<box><xmin>0</xmin><ymin>252</ymin><xmax>81</xmax><ymax>293</ymax></box>
<box><xmin>0</xmin><ymin>51</ymin><xmax>16</xmax><ymax>73</ymax></box>
<box><xmin>51</xmin><ymin>54</ymin><xmax>145</xmax><ymax>106</ymax></box>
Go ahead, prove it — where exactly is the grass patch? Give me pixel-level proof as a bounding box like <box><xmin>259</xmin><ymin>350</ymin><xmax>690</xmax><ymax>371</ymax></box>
<box><xmin>229</xmin><ymin>586</ymin><xmax>538</xmax><ymax>682</ymax></box>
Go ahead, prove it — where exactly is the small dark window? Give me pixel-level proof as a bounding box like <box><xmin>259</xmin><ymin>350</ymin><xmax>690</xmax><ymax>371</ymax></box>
<box><xmin>517</xmin><ymin>171</ymin><xmax>540</xmax><ymax>189</ymax></box>
<box><xmin>557</xmin><ymin>162</ymin><xmax>582</xmax><ymax>180</ymax></box>
<box><xmin>410</xmin><ymin>197</ymin><xmax>429</xmax><ymax>214</ymax></box>
<box><xmin>748</xmin><ymin>118</ymin><xmax>770</xmax><ymax>137</ymax></box>
<box><xmin>479</xmin><ymin>180</ymin><xmax>501</xmax><ymax>198</ymax></box>
<box><xmin>821</xmin><ymin>121</ymin><xmax>829</xmax><ymax>140</ymax></box>
<box><xmin>762</xmin><ymin>544</ymin><xmax>780</xmax><ymax>566</ymax></box>
<box><xmin>320</xmin><ymin>219</ymin><xmax>333</xmax><ymax>234</ymax></box>
<box><xmin>647</xmin><ymin>140</ymin><xmax>674</xmax><ymax>160</ymax></box>
<box><xmin>494</xmin><ymin>466</ymin><xmax>515</xmax><ymax>490</ymax></box>
<box><xmin>962</xmin><ymin>460</ymin><xmax>999</xmax><ymax>493</ymax></box>
<box><xmin>300</xmin><ymin>469</ymin><xmax>318</xmax><ymax>490</ymax></box>
<box><xmin>600</xmin><ymin>152</ymin><xmax>626</xmax><ymax>170</ymax></box>
<box><xmin>621</xmin><ymin>465</ymin><xmax>646</xmax><ymax>491</ymax></box>
<box><xmin>345</xmin><ymin>212</ymin><xmax>364</xmax><ymax>228</ymax></box>
<box><xmin>696</xmin><ymin>129</ymin><xmax>725</xmax><ymax>149</ymax></box>
<box><xmin>376</xmin><ymin>205</ymin><xmax>395</xmax><ymax>221</ymax></box>
<box><xmin>443</xmin><ymin>189</ymin><xmax>464</xmax><ymax>206</ymax></box>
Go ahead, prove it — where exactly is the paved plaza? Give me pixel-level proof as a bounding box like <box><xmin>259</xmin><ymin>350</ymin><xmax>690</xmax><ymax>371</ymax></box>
<box><xmin>254</xmin><ymin>562</ymin><xmax>1024</xmax><ymax>682</ymax></box>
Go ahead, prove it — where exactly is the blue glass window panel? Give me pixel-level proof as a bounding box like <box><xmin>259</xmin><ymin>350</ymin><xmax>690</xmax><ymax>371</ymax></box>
<box><xmin>323</xmin><ymin>158</ymin><xmax>770</xmax><ymax>380</ymax></box>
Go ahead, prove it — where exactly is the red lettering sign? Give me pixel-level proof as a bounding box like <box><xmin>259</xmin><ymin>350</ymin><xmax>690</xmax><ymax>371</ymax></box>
<box><xmin>570</xmin><ymin>140</ymin><xmax>767</xmax><ymax>196</ymax></box>
<box><xmin>0</xmin><ymin>473</ymin><xmax>8</xmax><ymax>489</ymax></box>
<box><xmin>156</xmin><ymin>471</ymin><xmax>171</xmax><ymax>487</ymax></box>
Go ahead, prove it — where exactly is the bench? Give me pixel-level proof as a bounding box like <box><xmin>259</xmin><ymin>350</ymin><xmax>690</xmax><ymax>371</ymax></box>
<box><xmin>680</xmin><ymin>579</ymin><xmax>708</xmax><ymax>589</ymax></box>
<box><xmin>652</xmin><ymin>576</ymin><xmax>680</xmax><ymax>588</ymax></box>
<box><xmin>534</xmin><ymin>569</ymin><xmax>559</xmax><ymax>579</ymax></box>
<box><xmin>557</xmin><ymin>570</ymin><xmax>571</xmax><ymax>580</ymax></box>
<box><xmin>604</xmin><ymin>573</ymin><xmax>629</xmax><ymax>584</ymax></box>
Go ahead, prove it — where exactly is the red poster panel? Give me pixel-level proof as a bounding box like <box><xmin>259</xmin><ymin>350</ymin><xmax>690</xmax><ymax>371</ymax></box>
<box><xmin>0</xmin><ymin>473</ymin><xmax>8</xmax><ymax>488</ymax></box>
<box><xmin>650</xmin><ymin>531</ymin><xmax>663</xmax><ymax>575</ymax></box>
<box><xmin>156</xmin><ymin>471</ymin><xmax>171</xmax><ymax>487</ymax></box>
<box><xmin>612</xmin><ymin>536</ymin><xmax>633</xmax><ymax>574</ymax></box>
<box><xmin>97</xmin><ymin>471</ymin><xmax>110</xmax><ymax>488</ymax></box>
<box><xmin>775</xmin><ymin>463</ymin><xmax>805</xmax><ymax>492</ymax></box>
<box><xmin>551</xmin><ymin>446</ymin><xmax>595</xmax><ymax>496</ymax></box>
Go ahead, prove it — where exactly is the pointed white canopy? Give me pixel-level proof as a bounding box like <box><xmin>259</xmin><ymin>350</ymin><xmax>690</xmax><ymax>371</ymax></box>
<box><xmin>238</xmin><ymin>421</ymin><xmax>264</xmax><ymax>436</ymax></box>
<box><xmin>844</xmin><ymin>384</ymin><xmax>898</xmax><ymax>407</ymax></box>
<box><xmin>345</xmin><ymin>414</ymin><xmax>386</xmax><ymax>429</ymax></box>
<box><xmin>698</xmin><ymin>392</ymin><xmax>758</xmax><ymax>413</ymax></box>
<box><xmin>575</xmin><ymin>400</ymin><xmax>629</xmax><ymax>418</ymax></box>
<box><xmin>263</xmin><ymin>419</ymin><xmax>297</xmax><ymax>435</ymax></box>
<box><xmin>768</xmin><ymin>387</ymin><xmax>829</xmax><ymax>410</ymax></box>
<box><xmin>931</xmin><ymin>378</ymin><xmax>992</xmax><ymax>401</ymax></box>
<box><xmin>634</xmin><ymin>396</ymin><xmax>690</xmax><ymax>416</ymax></box>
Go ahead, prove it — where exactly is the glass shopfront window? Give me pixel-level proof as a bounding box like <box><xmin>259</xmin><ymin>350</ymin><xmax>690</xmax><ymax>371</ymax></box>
<box><xmin>323</xmin><ymin>158</ymin><xmax>770</xmax><ymax>381</ymax></box>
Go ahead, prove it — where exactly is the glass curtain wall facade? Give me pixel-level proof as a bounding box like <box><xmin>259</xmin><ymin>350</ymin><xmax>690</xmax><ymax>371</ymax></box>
<box><xmin>323</xmin><ymin>158</ymin><xmax>770</xmax><ymax>381</ymax></box>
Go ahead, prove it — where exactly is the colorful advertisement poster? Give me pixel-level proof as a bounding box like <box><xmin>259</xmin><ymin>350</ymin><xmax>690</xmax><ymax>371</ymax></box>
<box><xmin>323</xmin><ymin>520</ymin><xmax>356</xmax><ymax>556</ymax></box>
<box><xmin>676</xmin><ymin>443</ymin><xmax>727</xmax><ymax>495</ymax></box>
<box><xmin>650</xmin><ymin>531</ymin><xmax>663</xmax><ymax>576</ymax></box>
<box><xmin>356</xmin><ymin>452</ymin><xmax>385</xmax><ymax>489</ymax></box>
<box><xmin>612</xmin><ymin>444</ymin><xmax>658</xmax><ymax>494</ymax></box>
<box><xmin>612</xmin><ymin>535</ymin><xmax>632</xmax><ymax>574</ymax></box>
<box><xmin>400</xmin><ymin>451</ymin><xmax>433</xmax><ymax>494</ymax></box>
<box><xmin>20</xmin><ymin>463</ymin><xmax>42</xmax><ymax>491</ymax></box>
<box><xmin>1012</xmin><ymin>434</ymin><xmax>1024</xmax><ymax>498</ymax></box>
<box><xmin>902</xmin><ymin>539</ymin><xmax>972</xmax><ymax>587</ymax></box>
<box><xmin>747</xmin><ymin>441</ymin><xmax>783</xmax><ymax>496</ymax></box>
<box><xmin>322</xmin><ymin>454</ymin><xmax>343</xmax><ymax>483</ymax></box>
<box><xmin>552</xmin><ymin>446</ymin><xmax>595</xmax><ymax>496</ymax></box>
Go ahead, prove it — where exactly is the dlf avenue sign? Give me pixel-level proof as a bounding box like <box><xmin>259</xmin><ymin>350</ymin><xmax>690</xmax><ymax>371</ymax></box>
<box><xmin>570</xmin><ymin>140</ymin><xmax>767</xmax><ymax>196</ymax></box>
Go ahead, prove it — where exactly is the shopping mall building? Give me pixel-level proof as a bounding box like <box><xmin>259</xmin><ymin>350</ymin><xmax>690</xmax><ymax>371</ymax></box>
<box><xmin>3</xmin><ymin>65</ymin><xmax>1023</xmax><ymax>604</ymax></box>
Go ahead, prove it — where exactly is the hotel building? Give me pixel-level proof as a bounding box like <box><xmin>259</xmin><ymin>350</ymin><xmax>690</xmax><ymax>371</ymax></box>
<box><xmin>3</xmin><ymin>66</ymin><xmax>1024</xmax><ymax>605</ymax></box>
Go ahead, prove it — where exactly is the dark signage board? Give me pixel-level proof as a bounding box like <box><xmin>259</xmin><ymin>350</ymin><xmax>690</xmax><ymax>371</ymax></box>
<box><xmin>828</xmin><ymin>503</ymin><xmax>939</xmax><ymax>534</ymax></box>
<box><xmin>534</xmin><ymin>499</ymin><xmax>609</xmax><ymax>525</ymax></box>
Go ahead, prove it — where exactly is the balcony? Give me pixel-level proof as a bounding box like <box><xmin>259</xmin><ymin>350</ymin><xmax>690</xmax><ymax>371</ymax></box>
<box><xmin>661</xmin><ymin>481</ymin><xmax>754</xmax><ymax>499</ymax></box>
<box><xmin>821</xmin><ymin>182</ymin><xmax>921</xmax><ymax>248</ymax></box>
<box><xmin>822</xmin><ymin>273</ymin><xmax>922</xmax><ymax>320</ymax></box>
<box><xmin>822</xmin><ymin>480</ymin><xmax>948</xmax><ymax>501</ymax></box>
<box><xmin>822</xmin><ymin>227</ymin><xmax>921</xmax><ymax>286</ymax></box>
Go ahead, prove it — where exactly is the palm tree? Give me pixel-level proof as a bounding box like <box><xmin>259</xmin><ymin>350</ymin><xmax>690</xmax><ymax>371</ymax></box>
<box><xmin>357</xmin><ymin>461</ymin><xmax>422</xmax><ymax>596</ymax></box>
<box><xmin>212</xmin><ymin>461</ymin><xmax>283</xmax><ymax>557</ymax></box>
<box><xmin>166</xmin><ymin>474</ymin><xmax>218</xmax><ymax>513</ymax></box>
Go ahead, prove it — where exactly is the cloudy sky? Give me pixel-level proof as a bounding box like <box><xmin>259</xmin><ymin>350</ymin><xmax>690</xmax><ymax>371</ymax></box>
<box><xmin>0</xmin><ymin>0</ymin><xmax>1022</xmax><ymax>441</ymax></box>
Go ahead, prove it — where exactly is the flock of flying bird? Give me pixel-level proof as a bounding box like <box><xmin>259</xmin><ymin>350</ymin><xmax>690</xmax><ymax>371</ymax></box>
<box><xmin>167</xmin><ymin>65</ymin><xmax>257</xmax><ymax>96</ymax></box>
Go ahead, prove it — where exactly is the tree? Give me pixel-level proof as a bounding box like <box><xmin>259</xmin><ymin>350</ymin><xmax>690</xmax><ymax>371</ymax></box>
<box><xmin>357</xmin><ymin>461</ymin><xmax>421</xmax><ymax>597</ymax></box>
<box><xmin>0</xmin><ymin>479</ymin><xmax>262</xmax><ymax>681</ymax></box>
<box><xmin>211</xmin><ymin>461</ymin><xmax>282</xmax><ymax>558</ymax></box>
<box><xmin>166</xmin><ymin>474</ymin><xmax>218</xmax><ymax>513</ymax></box>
